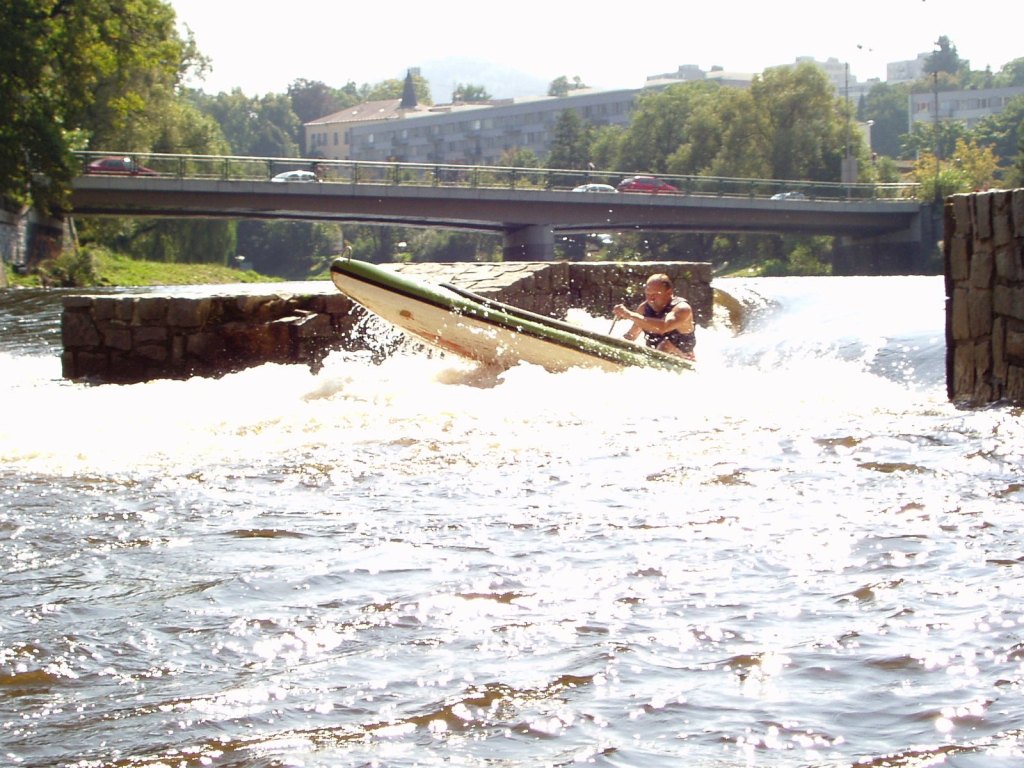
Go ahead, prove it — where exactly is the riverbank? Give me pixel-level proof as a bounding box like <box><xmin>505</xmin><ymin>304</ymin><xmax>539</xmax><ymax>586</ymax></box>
<box><xmin>3</xmin><ymin>247</ymin><xmax>830</xmax><ymax>289</ymax></box>
<box><xmin>4</xmin><ymin>248</ymin><xmax>286</xmax><ymax>289</ymax></box>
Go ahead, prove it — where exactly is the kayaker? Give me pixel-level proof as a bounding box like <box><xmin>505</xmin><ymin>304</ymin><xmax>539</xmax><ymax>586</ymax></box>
<box><xmin>612</xmin><ymin>273</ymin><xmax>696</xmax><ymax>361</ymax></box>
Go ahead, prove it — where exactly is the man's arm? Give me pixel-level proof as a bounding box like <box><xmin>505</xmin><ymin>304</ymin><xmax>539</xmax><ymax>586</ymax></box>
<box><xmin>614</xmin><ymin>302</ymin><xmax>693</xmax><ymax>336</ymax></box>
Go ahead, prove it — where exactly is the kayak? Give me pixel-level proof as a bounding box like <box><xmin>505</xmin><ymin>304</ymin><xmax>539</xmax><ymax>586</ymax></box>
<box><xmin>329</xmin><ymin>257</ymin><xmax>694</xmax><ymax>373</ymax></box>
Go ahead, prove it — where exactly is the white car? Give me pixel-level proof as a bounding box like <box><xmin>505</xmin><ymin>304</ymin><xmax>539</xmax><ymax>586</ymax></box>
<box><xmin>271</xmin><ymin>170</ymin><xmax>318</xmax><ymax>183</ymax></box>
<box><xmin>572</xmin><ymin>183</ymin><xmax>618</xmax><ymax>193</ymax></box>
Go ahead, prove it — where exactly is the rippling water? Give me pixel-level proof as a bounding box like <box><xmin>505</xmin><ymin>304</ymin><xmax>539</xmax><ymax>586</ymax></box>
<box><xmin>2</xmin><ymin>276</ymin><xmax>1023</xmax><ymax>768</ymax></box>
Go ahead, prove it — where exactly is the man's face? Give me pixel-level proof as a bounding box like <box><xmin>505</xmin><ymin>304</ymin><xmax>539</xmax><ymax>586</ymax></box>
<box><xmin>644</xmin><ymin>281</ymin><xmax>672</xmax><ymax>312</ymax></box>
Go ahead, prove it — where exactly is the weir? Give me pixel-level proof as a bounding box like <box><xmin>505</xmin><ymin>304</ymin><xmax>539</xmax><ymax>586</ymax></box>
<box><xmin>60</xmin><ymin>261</ymin><xmax>712</xmax><ymax>384</ymax></box>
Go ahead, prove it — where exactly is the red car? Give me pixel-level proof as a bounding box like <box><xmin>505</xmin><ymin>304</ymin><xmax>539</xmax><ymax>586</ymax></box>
<box><xmin>617</xmin><ymin>175</ymin><xmax>679</xmax><ymax>194</ymax></box>
<box><xmin>85</xmin><ymin>156</ymin><xmax>158</xmax><ymax>176</ymax></box>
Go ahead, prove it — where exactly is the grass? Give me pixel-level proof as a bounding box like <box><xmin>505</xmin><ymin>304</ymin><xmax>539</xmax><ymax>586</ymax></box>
<box><xmin>90</xmin><ymin>250</ymin><xmax>285</xmax><ymax>286</ymax></box>
<box><xmin>4</xmin><ymin>248</ymin><xmax>296</xmax><ymax>288</ymax></box>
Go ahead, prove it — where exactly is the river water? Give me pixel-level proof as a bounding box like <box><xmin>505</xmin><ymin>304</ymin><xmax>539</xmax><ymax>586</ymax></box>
<box><xmin>2</xmin><ymin>276</ymin><xmax>1023</xmax><ymax>768</ymax></box>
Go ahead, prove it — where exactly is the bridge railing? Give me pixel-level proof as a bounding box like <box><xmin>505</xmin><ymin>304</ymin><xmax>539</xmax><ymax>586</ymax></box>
<box><xmin>75</xmin><ymin>151</ymin><xmax>920</xmax><ymax>202</ymax></box>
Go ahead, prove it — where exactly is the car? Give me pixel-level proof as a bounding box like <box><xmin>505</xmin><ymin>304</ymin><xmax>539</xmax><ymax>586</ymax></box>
<box><xmin>572</xmin><ymin>183</ymin><xmax>618</xmax><ymax>193</ymax></box>
<box><xmin>85</xmin><ymin>156</ymin><xmax>157</xmax><ymax>176</ymax></box>
<box><xmin>271</xmin><ymin>170</ymin><xmax>318</xmax><ymax>183</ymax></box>
<box><xmin>616</xmin><ymin>175</ymin><xmax>679</xmax><ymax>194</ymax></box>
<box><xmin>770</xmin><ymin>191</ymin><xmax>808</xmax><ymax>200</ymax></box>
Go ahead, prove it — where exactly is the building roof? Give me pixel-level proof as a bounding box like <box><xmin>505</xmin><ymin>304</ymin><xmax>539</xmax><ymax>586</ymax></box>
<box><xmin>305</xmin><ymin>99</ymin><xmax>410</xmax><ymax>127</ymax></box>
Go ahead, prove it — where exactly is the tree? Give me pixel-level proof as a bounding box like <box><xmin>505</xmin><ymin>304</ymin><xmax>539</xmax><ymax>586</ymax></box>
<box><xmin>546</xmin><ymin>110</ymin><xmax>591</xmax><ymax>169</ymax></box>
<box><xmin>714</xmin><ymin>64</ymin><xmax>848</xmax><ymax>181</ymax></box>
<box><xmin>859</xmin><ymin>82</ymin><xmax>911</xmax><ymax>159</ymax></box>
<box><xmin>288</xmin><ymin>79</ymin><xmax>352</xmax><ymax>124</ymax></box>
<box><xmin>1</xmin><ymin>0</ymin><xmax>204</xmax><ymax>213</ymax></box>
<box><xmin>618</xmin><ymin>83</ymin><xmax>717</xmax><ymax>174</ymax></box>
<box><xmin>452</xmin><ymin>83</ymin><xmax>491</xmax><ymax>103</ymax></box>
<box><xmin>912</xmin><ymin>137</ymin><xmax>1000</xmax><ymax>200</ymax></box>
<box><xmin>360</xmin><ymin>73</ymin><xmax>432</xmax><ymax>105</ymax></box>
<box><xmin>924</xmin><ymin>36</ymin><xmax>965</xmax><ymax>77</ymax></box>
<box><xmin>193</xmin><ymin>89</ymin><xmax>300</xmax><ymax>157</ymax></box>
<box><xmin>973</xmin><ymin>95</ymin><xmax>1024</xmax><ymax>169</ymax></box>
<box><xmin>548</xmin><ymin>76</ymin><xmax>586</xmax><ymax>97</ymax></box>
<box><xmin>993</xmin><ymin>58</ymin><xmax>1024</xmax><ymax>87</ymax></box>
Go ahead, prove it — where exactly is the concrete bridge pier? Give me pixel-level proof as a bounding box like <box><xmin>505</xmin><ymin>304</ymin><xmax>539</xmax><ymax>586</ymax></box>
<box><xmin>832</xmin><ymin>204</ymin><xmax>940</xmax><ymax>275</ymax></box>
<box><xmin>503</xmin><ymin>224</ymin><xmax>554</xmax><ymax>261</ymax></box>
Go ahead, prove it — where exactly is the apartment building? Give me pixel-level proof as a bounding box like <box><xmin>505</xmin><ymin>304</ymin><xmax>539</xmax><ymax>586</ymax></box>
<box><xmin>305</xmin><ymin>87</ymin><xmax>639</xmax><ymax>165</ymax></box>
<box><xmin>909</xmin><ymin>84</ymin><xmax>1024</xmax><ymax>128</ymax></box>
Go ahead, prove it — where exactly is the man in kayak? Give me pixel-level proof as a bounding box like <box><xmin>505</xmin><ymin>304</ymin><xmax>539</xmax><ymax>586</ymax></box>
<box><xmin>612</xmin><ymin>273</ymin><xmax>696</xmax><ymax>360</ymax></box>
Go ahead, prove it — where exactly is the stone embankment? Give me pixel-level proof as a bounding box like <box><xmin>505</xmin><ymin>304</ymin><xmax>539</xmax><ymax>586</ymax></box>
<box><xmin>945</xmin><ymin>189</ymin><xmax>1024</xmax><ymax>405</ymax></box>
<box><xmin>61</xmin><ymin>261</ymin><xmax>712</xmax><ymax>383</ymax></box>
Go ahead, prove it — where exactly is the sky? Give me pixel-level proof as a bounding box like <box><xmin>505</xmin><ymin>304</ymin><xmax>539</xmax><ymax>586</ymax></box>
<box><xmin>169</xmin><ymin>0</ymin><xmax>1020</xmax><ymax>99</ymax></box>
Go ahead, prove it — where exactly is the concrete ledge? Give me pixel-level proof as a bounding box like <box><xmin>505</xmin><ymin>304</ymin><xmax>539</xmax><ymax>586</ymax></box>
<box><xmin>61</xmin><ymin>261</ymin><xmax>712</xmax><ymax>383</ymax></box>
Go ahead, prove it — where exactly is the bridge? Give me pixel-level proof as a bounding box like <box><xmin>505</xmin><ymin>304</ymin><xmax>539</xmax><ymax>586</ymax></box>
<box><xmin>70</xmin><ymin>152</ymin><xmax>934</xmax><ymax>269</ymax></box>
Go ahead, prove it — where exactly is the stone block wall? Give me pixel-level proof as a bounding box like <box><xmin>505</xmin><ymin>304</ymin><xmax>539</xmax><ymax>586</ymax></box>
<box><xmin>62</xmin><ymin>289</ymin><xmax>358</xmax><ymax>383</ymax></box>
<box><xmin>61</xmin><ymin>261</ymin><xmax>713</xmax><ymax>384</ymax></box>
<box><xmin>945</xmin><ymin>190</ymin><xmax>1024</xmax><ymax>405</ymax></box>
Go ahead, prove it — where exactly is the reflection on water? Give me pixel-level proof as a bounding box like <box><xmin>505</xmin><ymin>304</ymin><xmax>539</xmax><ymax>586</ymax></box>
<box><xmin>2</xmin><ymin>276</ymin><xmax>1024</xmax><ymax>767</ymax></box>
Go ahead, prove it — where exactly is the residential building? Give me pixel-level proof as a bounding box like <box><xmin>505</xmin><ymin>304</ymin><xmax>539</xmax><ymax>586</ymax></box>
<box><xmin>306</xmin><ymin>87</ymin><xmax>640</xmax><ymax>165</ymax></box>
<box><xmin>908</xmin><ymin>84</ymin><xmax>1024</xmax><ymax>128</ymax></box>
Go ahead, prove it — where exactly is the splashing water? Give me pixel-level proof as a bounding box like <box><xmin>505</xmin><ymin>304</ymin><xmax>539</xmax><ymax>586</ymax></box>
<box><xmin>2</xmin><ymin>276</ymin><xmax>1023</xmax><ymax>768</ymax></box>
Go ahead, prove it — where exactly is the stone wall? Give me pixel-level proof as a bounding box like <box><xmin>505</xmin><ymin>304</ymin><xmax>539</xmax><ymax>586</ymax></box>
<box><xmin>61</xmin><ymin>288</ymin><xmax>358</xmax><ymax>383</ymax></box>
<box><xmin>61</xmin><ymin>260</ymin><xmax>713</xmax><ymax>384</ymax></box>
<box><xmin>945</xmin><ymin>190</ymin><xmax>1024</xmax><ymax>405</ymax></box>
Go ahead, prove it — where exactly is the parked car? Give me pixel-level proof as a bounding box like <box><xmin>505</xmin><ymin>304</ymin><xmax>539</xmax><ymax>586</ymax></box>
<box><xmin>85</xmin><ymin>156</ymin><xmax>157</xmax><ymax>176</ymax></box>
<box><xmin>271</xmin><ymin>170</ymin><xmax>318</xmax><ymax>183</ymax></box>
<box><xmin>770</xmin><ymin>191</ymin><xmax>808</xmax><ymax>200</ymax></box>
<box><xmin>572</xmin><ymin>183</ymin><xmax>618</xmax><ymax>193</ymax></box>
<box><xmin>616</xmin><ymin>175</ymin><xmax>679</xmax><ymax>194</ymax></box>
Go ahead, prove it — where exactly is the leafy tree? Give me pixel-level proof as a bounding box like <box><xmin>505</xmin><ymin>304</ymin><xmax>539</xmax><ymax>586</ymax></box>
<box><xmin>360</xmin><ymin>73</ymin><xmax>432</xmax><ymax>104</ymax></box>
<box><xmin>192</xmin><ymin>89</ymin><xmax>300</xmax><ymax>157</ymax></box>
<box><xmin>236</xmin><ymin>220</ymin><xmax>341</xmax><ymax>277</ymax></box>
<box><xmin>288</xmin><ymin>78</ymin><xmax>351</xmax><ymax>124</ymax></box>
<box><xmin>912</xmin><ymin>137</ymin><xmax>999</xmax><ymax>200</ymax></box>
<box><xmin>548</xmin><ymin>76</ymin><xmax>587</xmax><ymax>97</ymax></box>
<box><xmin>546</xmin><ymin>110</ymin><xmax>591</xmax><ymax>169</ymax></box>
<box><xmin>716</xmin><ymin>63</ymin><xmax>847</xmax><ymax>181</ymax></box>
<box><xmin>993</xmin><ymin>58</ymin><xmax>1024</xmax><ymax>87</ymax></box>
<box><xmin>972</xmin><ymin>95</ymin><xmax>1024</xmax><ymax>169</ymax></box>
<box><xmin>588</xmin><ymin>125</ymin><xmax>625</xmax><ymax>170</ymax></box>
<box><xmin>1</xmin><ymin>0</ymin><xmax>204</xmax><ymax>213</ymax></box>
<box><xmin>859</xmin><ymin>81</ymin><xmax>911</xmax><ymax>159</ymax></box>
<box><xmin>901</xmin><ymin>119</ymin><xmax>970</xmax><ymax>164</ymax></box>
<box><xmin>497</xmin><ymin>147</ymin><xmax>540</xmax><ymax>168</ymax></box>
<box><xmin>924</xmin><ymin>36</ymin><xmax>965</xmax><ymax>78</ymax></box>
<box><xmin>618</xmin><ymin>82</ymin><xmax>724</xmax><ymax>174</ymax></box>
<box><xmin>1015</xmin><ymin>128</ymin><xmax>1024</xmax><ymax>187</ymax></box>
<box><xmin>452</xmin><ymin>83</ymin><xmax>491</xmax><ymax>103</ymax></box>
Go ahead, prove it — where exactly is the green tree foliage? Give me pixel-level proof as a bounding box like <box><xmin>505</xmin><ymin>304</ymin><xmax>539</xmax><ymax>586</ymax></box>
<box><xmin>360</xmin><ymin>73</ymin><xmax>432</xmax><ymax>105</ymax></box>
<box><xmin>236</xmin><ymin>220</ymin><xmax>341</xmax><ymax>278</ymax></box>
<box><xmin>973</xmin><ymin>96</ymin><xmax>1024</xmax><ymax>171</ymax></box>
<box><xmin>288</xmin><ymin>78</ymin><xmax>356</xmax><ymax>124</ymax></box>
<box><xmin>1</xmin><ymin>0</ymin><xmax>204</xmax><ymax>213</ymax></box>
<box><xmin>452</xmin><ymin>83</ymin><xmax>491</xmax><ymax>103</ymax></box>
<box><xmin>546</xmin><ymin>110</ymin><xmax>591</xmax><ymax>169</ymax></box>
<box><xmin>859</xmin><ymin>82</ymin><xmax>911</xmax><ymax>159</ymax></box>
<box><xmin>924</xmin><ymin>36</ymin><xmax>965</xmax><ymax>77</ymax></box>
<box><xmin>548</xmin><ymin>76</ymin><xmax>586</xmax><ymax>97</ymax></box>
<box><xmin>191</xmin><ymin>90</ymin><xmax>300</xmax><ymax>157</ymax></box>
<box><xmin>993</xmin><ymin>58</ymin><xmax>1024</xmax><ymax>87</ymax></box>
<box><xmin>725</xmin><ymin>63</ymin><xmax>846</xmax><ymax>180</ymax></box>
<box><xmin>1016</xmin><ymin>128</ymin><xmax>1024</xmax><ymax>187</ymax></box>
